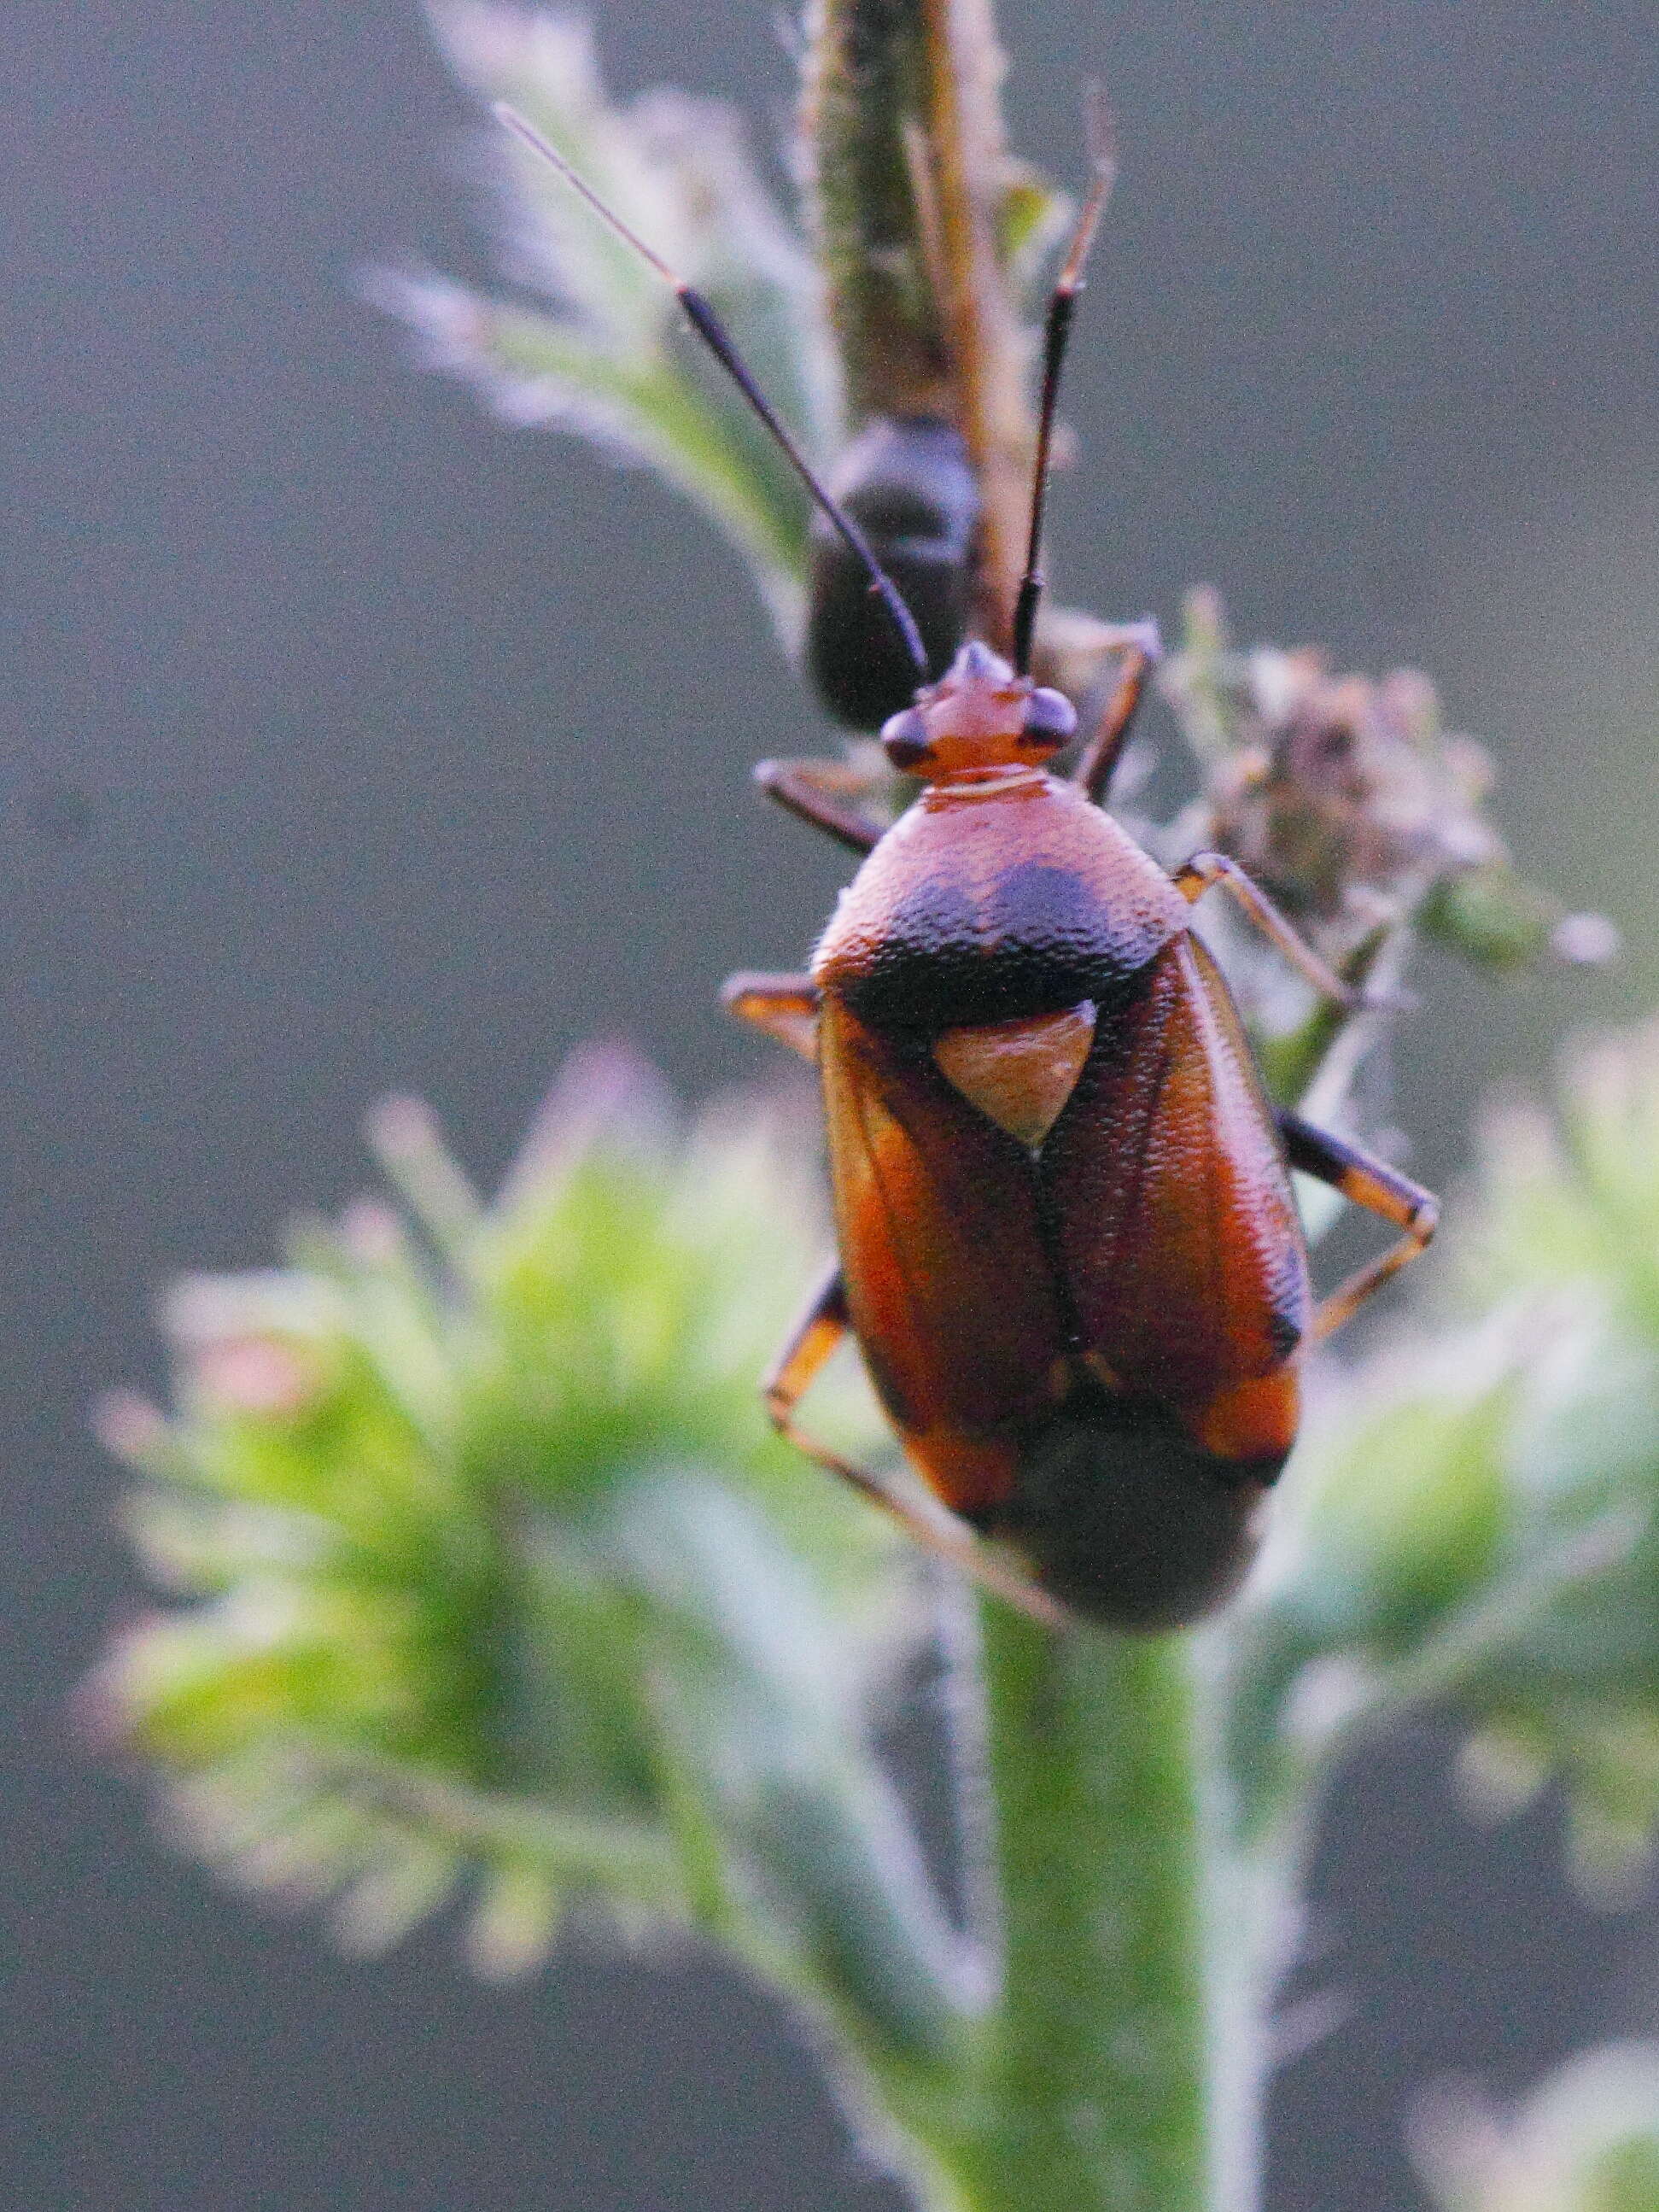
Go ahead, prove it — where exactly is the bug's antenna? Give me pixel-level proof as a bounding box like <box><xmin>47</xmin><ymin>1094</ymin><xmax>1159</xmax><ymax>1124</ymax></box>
<box><xmin>1011</xmin><ymin>91</ymin><xmax>1118</xmax><ymax>678</ymax></box>
<box><xmin>494</xmin><ymin>103</ymin><xmax>929</xmax><ymax>682</ymax></box>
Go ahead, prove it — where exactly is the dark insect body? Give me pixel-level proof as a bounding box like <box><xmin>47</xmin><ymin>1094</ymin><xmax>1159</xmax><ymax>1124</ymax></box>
<box><xmin>805</xmin><ymin>416</ymin><xmax>979</xmax><ymax>729</ymax></box>
<box><xmin>502</xmin><ymin>102</ymin><xmax>1440</xmax><ymax>1629</ymax></box>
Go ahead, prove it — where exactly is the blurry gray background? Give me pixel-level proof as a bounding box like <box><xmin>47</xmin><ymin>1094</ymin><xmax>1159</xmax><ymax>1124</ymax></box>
<box><xmin>3</xmin><ymin>0</ymin><xmax>1656</xmax><ymax>2205</ymax></box>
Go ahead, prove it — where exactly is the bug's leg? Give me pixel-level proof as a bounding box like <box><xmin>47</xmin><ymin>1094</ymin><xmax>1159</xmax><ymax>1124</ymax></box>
<box><xmin>764</xmin><ymin>1265</ymin><xmax>1066</xmax><ymax>1627</ymax></box>
<box><xmin>1072</xmin><ymin>630</ymin><xmax>1158</xmax><ymax>805</ymax></box>
<box><xmin>721</xmin><ymin>970</ymin><xmax>821</xmax><ymax>1062</ymax></box>
<box><xmin>1172</xmin><ymin>851</ymin><xmax>1359</xmax><ymax>1009</ymax></box>
<box><xmin>754</xmin><ymin>758</ymin><xmax>885</xmax><ymax>856</ymax></box>
<box><xmin>1279</xmin><ymin>1109</ymin><xmax>1440</xmax><ymax>1343</ymax></box>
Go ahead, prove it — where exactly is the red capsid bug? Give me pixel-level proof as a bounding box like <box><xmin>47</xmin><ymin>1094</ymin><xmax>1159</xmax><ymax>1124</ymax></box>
<box><xmin>502</xmin><ymin>104</ymin><xmax>1440</xmax><ymax>1630</ymax></box>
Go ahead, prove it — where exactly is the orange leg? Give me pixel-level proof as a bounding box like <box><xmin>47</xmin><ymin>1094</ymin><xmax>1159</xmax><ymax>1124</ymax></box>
<box><xmin>754</xmin><ymin>758</ymin><xmax>885</xmax><ymax>855</ymax></box>
<box><xmin>1172</xmin><ymin>851</ymin><xmax>1359</xmax><ymax>1010</ymax></box>
<box><xmin>1278</xmin><ymin>1110</ymin><xmax>1440</xmax><ymax>1342</ymax></box>
<box><xmin>721</xmin><ymin>969</ymin><xmax>821</xmax><ymax>1062</ymax></box>
<box><xmin>764</xmin><ymin>1264</ymin><xmax>1066</xmax><ymax>1627</ymax></box>
<box><xmin>1072</xmin><ymin>626</ymin><xmax>1160</xmax><ymax>805</ymax></box>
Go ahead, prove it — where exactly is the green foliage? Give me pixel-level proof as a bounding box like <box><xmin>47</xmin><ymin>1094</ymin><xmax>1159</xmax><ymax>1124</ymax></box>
<box><xmin>97</xmin><ymin>1015</ymin><xmax>1659</xmax><ymax>2203</ymax></box>
<box><xmin>1224</xmin><ymin>1021</ymin><xmax>1659</xmax><ymax>1893</ymax></box>
<box><xmin>86</xmin><ymin>3</ymin><xmax>1656</xmax><ymax>2207</ymax></box>
<box><xmin>95</xmin><ymin>1050</ymin><xmax>951</xmax><ymax>2012</ymax></box>
<box><xmin>373</xmin><ymin>2</ymin><xmax>1084</xmax><ymax>682</ymax></box>
<box><xmin>371</xmin><ymin>5</ymin><xmax>836</xmax><ymax>642</ymax></box>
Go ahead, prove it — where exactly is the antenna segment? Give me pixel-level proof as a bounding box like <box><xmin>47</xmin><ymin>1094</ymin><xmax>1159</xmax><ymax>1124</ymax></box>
<box><xmin>494</xmin><ymin>103</ymin><xmax>929</xmax><ymax>682</ymax></box>
<box><xmin>1011</xmin><ymin>96</ymin><xmax>1119</xmax><ymax>677</ymax></box>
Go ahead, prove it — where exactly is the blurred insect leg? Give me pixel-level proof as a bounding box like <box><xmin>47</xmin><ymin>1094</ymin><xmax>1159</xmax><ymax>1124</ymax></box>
<box><xmin>1173</xmin><ymin>851</ymin><xmax>1358</xmax><ymax>1009</ymax></box>
<box><xmin>1279</xmin><ymin>1109</ymin><xmax>1440</xmax><ymax>1342</ymax></box>
<box><xmin>1073</xmin><ymin>636</ymin><xmax>1156</xmax><ymax>804</ymax></box>
<box><xmin>754</xmin><ymin>758</ymin><xmax>885</xmax><ymax>855</ymax></box>
<box><xmin>763</xmin><ymin>1266</ymin><xmax>1066</xmax><ymax>1627</ymax></box>
<box><xmin>721</xmin><ymin>971</ymin><xmax>821</xmax><ymax>1062</ymax></box>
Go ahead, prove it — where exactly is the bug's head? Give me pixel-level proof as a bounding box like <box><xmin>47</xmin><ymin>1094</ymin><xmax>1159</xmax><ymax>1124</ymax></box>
<box><xmin>879</xmin><ymin>640</ymin><xmax>1077</xmax><ymax>780</ymax></box>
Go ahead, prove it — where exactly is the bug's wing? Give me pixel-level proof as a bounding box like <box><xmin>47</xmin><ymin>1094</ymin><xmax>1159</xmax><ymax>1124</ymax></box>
<box><xmin>1043</xmin><ymin>935</ymin><xmax>1311</xmax><ymax>1415</ymax></box>
<box><xmin>819</xmin><ymin>995</ymin><xmax>1065</xmax><ymax>1516</ymax></box>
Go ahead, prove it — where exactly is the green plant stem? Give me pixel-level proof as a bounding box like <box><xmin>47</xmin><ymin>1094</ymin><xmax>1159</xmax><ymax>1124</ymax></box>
<box><xmin>862</xmin><ymin>1606</ymin><xmax>1230</xmax><ymax>2212</ymax></box>
<box><xmin>800</xmin><ymin>0</ymin><xmax>1030</xmax><ymax>641</ymax></box>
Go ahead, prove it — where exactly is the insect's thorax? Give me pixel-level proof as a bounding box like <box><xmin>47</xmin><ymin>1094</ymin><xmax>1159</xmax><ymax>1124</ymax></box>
<box><xmin>812</xmin><ymin>770</ymin><xmax>1189</xmax><ymax>1031</ymax></box>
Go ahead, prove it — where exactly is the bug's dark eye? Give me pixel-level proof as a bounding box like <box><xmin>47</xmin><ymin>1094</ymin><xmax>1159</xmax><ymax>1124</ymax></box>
<box><xmin>880</xmin><ymin>705</ymin><xmax>932</xmax><ymax>772</ymax></box>
<box><xmin>1022</xmin><ymin>688</ymin><xmax>1078</xmax><ymax>744</ymax></box>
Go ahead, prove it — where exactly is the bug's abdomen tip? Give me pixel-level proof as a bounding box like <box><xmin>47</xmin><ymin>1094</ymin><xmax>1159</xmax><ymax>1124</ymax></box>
<box><xmin>1002</xmin><ymin>1397</ymin><xmax>1284</xmax><ymax>1629</ymax></box>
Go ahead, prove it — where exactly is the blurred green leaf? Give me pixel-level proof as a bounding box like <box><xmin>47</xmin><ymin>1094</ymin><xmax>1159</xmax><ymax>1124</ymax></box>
<box><xmin>93</xmin><ymin>1047</ymin><xmax>964</xmax><ymax>2027</ymax></box>
<box><xmin>371</xmin><ymin>4</ymin><xmax>846</xmax><ymax>648</ymax></box>
<box><xmin>1222</xmin><ymin>1021</ymin><xmax>1659</xmax><ymax>1885</ymax></box>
